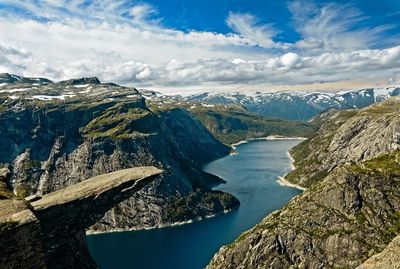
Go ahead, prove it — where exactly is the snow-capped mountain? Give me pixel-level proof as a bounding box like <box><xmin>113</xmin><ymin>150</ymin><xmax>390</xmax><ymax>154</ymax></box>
<box><xmin>0</xmin><ymin>73</ymin><xmax>140</xmax><ymax>102</ymax></box>
<box><xmin>2</xmin><ymin>73</ymin><xmax>399</xmax><ymax>121</ymax></box>
<box><xmin>183</xmin><ymin>87</ymin><xmax>400</xmax><ymax>120</ymax></box>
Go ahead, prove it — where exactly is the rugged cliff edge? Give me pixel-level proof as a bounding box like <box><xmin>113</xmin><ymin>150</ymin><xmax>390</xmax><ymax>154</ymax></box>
<box><xmin>0</xmin><ymin>167</ymin><xmax>162</xmax><ymax>269</ymax></box>
<box><xmin>0</xmin><ymin>74</ymin><xmax>239</xmax><ymax>231</ymax></box>
<box><xmin>207</xmin><ymin>98</ymin><xmax>400</xmax><ymax>269</ymax></box>
<box><xmin>357</xmin><ymin>235</ymin><xmax>400</xmax><ymax>269</ymax></box>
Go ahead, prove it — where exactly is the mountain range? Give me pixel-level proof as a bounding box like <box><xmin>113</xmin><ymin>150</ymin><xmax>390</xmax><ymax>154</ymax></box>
<box><xmin>181</xmin><ymin>87</ymin><xmax>400</xmax><ymax>120</ymax></box>
<box><xmin>1</xmin><ymin>73</ymin><xmax>400</xmax><ymax>269</ymax></box>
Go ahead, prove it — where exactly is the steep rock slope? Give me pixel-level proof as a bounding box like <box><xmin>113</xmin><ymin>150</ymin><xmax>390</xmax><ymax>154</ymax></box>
<box><xmin>287</xmin><ymin>98</ymin><xmax>400</xmax><ymax>187</ymax></box>
<box><xmin>207</xmin><ymin>98</ymin><xmax>400</xmax><ymax>269</ymax></box>
<box><xmin>188</xmin><ymin>105</ymin><xmax>316</xmax><ymax>144</ymax></box>
<box><xmin>146</xmin><ymin>99</ymin><xmax>316</xmax><ymax>145</ymax></box>
<box><xmin>0</xmin><ymin>75</ymin><xmax>238</xmax><ymax>231</ymax></box>
<box><xmin>0</xmin><ymin>167</ymin><xmax>161</xmax><ymax>269</ymax></box>
<box><xmin>357</xmin><ymin>235</ymin><xmax>400</xmax><ymax>269</ymax></box>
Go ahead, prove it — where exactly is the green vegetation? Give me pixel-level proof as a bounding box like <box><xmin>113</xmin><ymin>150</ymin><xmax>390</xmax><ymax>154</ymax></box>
<box><xmin>382</xmin><ymin>212</ymin><xmax>400</xmax><ymax>243</ymax></box>
<box><xmin>163</xmin><ymin>189</ymin><xmax>238</xmax><ymax>222</ymax></box>
<box><xmin>286</xmin><ymin>109</ymin><xmax>358</xmax><ymax>187</ymax></box>
<box><xmin>190</xmin><ymin>105</ymin><xmax>317</xmax><ymax>145</ymax></box>
<box><xmin>24</xmin><ymin>159</ymin><xmax>41</xmax><ymax>170</ymax></box>
<box><xmin>349</xmin><ymin>150</ymin><xmax>400</xmax><ymax>177</ymax></box>
<box><xmin>360</xmin><ymin>98</ymin><xmax>400</xmax><ymax>115</ymax></box>
<box><xmin>15</xmin><ymin>183</ymin><xmax>31</xmax><ymax>199</ymax></box>
<box><xmin>0</xmin><ymin>182</ymin><xmax>13</xmax><ymax>200</ymax></box>
<box><xmin>83</xmin><ymin>102</ymin><xmax>155</xmax><ymax>139</ymax></box>
<box><xmin>147</xmin><ymin>100</ymin><xmax>317</xmax><ymax>145</ymax></box>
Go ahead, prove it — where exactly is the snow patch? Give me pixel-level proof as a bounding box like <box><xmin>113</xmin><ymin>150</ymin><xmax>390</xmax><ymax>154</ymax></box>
<box><xmin>32</xmin><ymin>94</ymin><xmax>75</xmax><ymax>100</ymax></box>
<box><xmin>0</xmin><ymin>88</ymin><xmax>30</xmax><ymax>93</ymax></box>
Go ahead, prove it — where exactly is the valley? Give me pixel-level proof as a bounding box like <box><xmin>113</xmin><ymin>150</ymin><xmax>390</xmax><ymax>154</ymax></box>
<box><xmin>1</xmin><ymin>73</ymin><xmax>399</xmax><ymax>269</ymax></box>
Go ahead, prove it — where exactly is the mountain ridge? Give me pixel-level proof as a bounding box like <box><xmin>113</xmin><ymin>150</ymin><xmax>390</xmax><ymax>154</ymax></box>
<box><xmin>207</xmin><ymin>97</ymin><xmax>400</xmax><ymax>269</ymax></box>
<box><xmin>0</xmin><ymin>75</ymin><xmax>240</xmax><ymax>232</ymax></box>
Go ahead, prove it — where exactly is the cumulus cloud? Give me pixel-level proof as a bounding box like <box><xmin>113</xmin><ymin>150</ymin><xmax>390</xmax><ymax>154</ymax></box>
<box><xmin>20</xmin><ymin>45</ymin><xmax>396</xmax><ymax>87</ymax></box>
<box><xmin>0</xmin><ymin>0</ymin><xmax>398</xmax><ymax>90</ymax></box>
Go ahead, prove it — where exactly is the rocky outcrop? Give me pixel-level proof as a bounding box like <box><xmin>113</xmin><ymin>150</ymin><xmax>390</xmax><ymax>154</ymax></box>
<box><xmin>0</xmin><ymin>167</ymin><xmax>161</xmax><ymax>269</ymax></box>
<box><xmin>207</xmin><ymin>98</ymin><xmax>400</xmax><ymax>269</ymax></box>
<box><xmin>357</xmin><ymin>235</ymin><xmax>400</xmax><ymax>269</ymax></box>
<box><xmin>0</xmin><ymin>199</ymin><xmax>46</xmax><ymax>269</ymax></box>
<box><xmin>0</xmin><ymin>77</ymin><xmax>238</xmax><ymax>231</ymax></box>
<box><xmin>287</xmin><ymin>98</ymin><xmax>400</xmax><ymax>187</ymax></box>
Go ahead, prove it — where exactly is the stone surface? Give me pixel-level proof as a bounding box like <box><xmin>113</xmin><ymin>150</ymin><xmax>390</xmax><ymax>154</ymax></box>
<box><xmin>0</xmin><ymin>167</ymin><xmax>161</xmax><ymax>269</ymax></box>
<box><xmin>0</xmin><ymin>77</ymin><xmax>237</xmax><ymax>231</ymax></box>
<box><xmin>207</xmin><ymin>98</ymin><xmax>400</xmax><ymax>269</ymax></box>
<box><xmin>32</xmin><ymin>167</ymin><xmax>162</xmax><ymax>269</ymax></box>
<box><xmin>357</xmin><ymin>236</ymin><xmax>400</xmax><ymax>269</ymax></box>
<box><xmin>287</xmin><ymin>97</ymin><xmax>400</xmax><ymax>187</ymax></box>
<box><xmin>0</xmin><ymin>199</ymin><xmax>46</xmax><ymax>269</ymax></box>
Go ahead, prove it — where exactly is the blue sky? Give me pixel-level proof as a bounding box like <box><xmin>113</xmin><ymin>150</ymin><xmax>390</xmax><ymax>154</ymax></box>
<box><xmin>150</xmin><ymin>0</ymin><xmax>400</xmax><ymax>44</ymax></box>
<box><xmin>0</xmin><ymin>0</ymin><xmax>400</xmax><ymax>92</ymax></box>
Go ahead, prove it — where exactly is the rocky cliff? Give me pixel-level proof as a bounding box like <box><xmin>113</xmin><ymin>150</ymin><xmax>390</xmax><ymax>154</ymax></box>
<box><xmin>287</xmin><ymin>98</ymin><xmax>400</xmax><ymax>187</ymax></box>
<box><xmin>207</xmin><ymin>98</ymin><xmax>400</xmax><ymax>269</ymax></box>
<box><xmin>0</xmin><ymin>74</ymin><xmax>239</xmax><ymax>231</ymax></box>
<box><xmin>357</xmin><ymin>235</ymin><xmax>400</xmax><ymax>269</ymax></box>
<box><xmin>0</xmin><ymin>167</ymin><xmax>162</xmax><ymax>269</ymax></box>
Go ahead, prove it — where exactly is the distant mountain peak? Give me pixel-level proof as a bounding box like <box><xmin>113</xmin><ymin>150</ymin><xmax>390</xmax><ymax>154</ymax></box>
<box><xmin>0</xmin><ymin>73</ymin><xmax>53</xmax><ymax>85</ymax></box>
<box><xmin>57</xmin><ymin>77</ymin><xmax>101</xmax><ymax>85</ymax></box>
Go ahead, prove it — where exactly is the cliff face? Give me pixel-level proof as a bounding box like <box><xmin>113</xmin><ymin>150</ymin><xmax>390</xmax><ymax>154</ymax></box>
<box><xmin>357</xmin><ymin>235</ymin><xmax>400</xmax><ymax>269</ymax></box>
<box><xmin>0</xmin><ymin>167</ymin><xmax>162</xmax><ymax>269</ymax></box>
<box><xmin>0</xmin><ymin>76</ymin><xmax>238</xmax><ymax>231</ymax></box>
<box><xmin>287</xmin><ymin>99</ymin><xmax>400</xmax><ymax>187</ymax></box>
<box><xmin>0</xmin><ymin>199</ymin><xmax>46</xmax><ymax>269</ymax></box>
<box><xmin>188</xmin><ymin>105</ymin><xmax>316</xmax><ymax>145</ymax></box>
<box><xmin>207</xmin><ymin>98</ymin><xmax>400</xmax><ymax>269</ymax></box>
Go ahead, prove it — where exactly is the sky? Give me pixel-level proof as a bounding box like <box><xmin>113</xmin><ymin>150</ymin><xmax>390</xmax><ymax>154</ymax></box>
<box><xmin>0</xmin><ymin>0</ymin><xmax>400</xmax><ymax>93</ymax></box>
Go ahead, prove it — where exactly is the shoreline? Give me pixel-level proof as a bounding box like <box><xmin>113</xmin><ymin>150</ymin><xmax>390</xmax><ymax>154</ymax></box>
<box><xmin>276</xmin><ymin>150</ymin><xmax>307</xmax><ymax>191</ymax></box>
<box><xmin>287</xmin><ymin>151</ymin><xmax>296</xmax><ymax>170</ymax></box>
<box><xmin>86</xmin><ymin>209</ymin><xmax>234</xmax><ymax>236</ymax></box>
<box><xmin>231</xmin><ymin>135</ymin><xmax>306</xmax><ymax>147</ymax></box>
<box><xmin>230</xmin><ymin>135</ymin><xmax>306</xmax><ymax>153</ymax></box>
<box><xmin>87</xmin><ymin>137</ymin><xmax>306</xmax><ymax>235</ymax></box>
<box><xmin>277</xmin><ymin>176</ymin><xmax>307</xmax><ymax>191</ymax></box>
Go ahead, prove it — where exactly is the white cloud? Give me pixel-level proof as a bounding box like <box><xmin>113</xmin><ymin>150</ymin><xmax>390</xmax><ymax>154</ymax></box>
<box><xmin>0</xmin><ymin>0</ymin><xmax>398</xmax><ymax>90</ymax></box>
<box><xmin>129</xmin><ymin>3</ymin><xmax>156</xmax><ymax>21</ymax></box>
<box><xmin>289</xmin><ymin>0</ymin><xmax>394</xmax><ymax>52</ymax></box>
<box><xmin>280</xmin><ymin>52</ymin><xmax>299</xmax><ymax>69</ymax></box>
<box><xmin>226</xmin><ymin>12</ymin><xmax>282</xmax><ymax>48</ymax></box>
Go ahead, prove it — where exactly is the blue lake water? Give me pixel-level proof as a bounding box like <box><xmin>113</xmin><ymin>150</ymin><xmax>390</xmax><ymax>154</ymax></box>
<box><xmin>87</xmin><ymin>139</ymin><xmax>302</xmax><ymax>269</ymax></box>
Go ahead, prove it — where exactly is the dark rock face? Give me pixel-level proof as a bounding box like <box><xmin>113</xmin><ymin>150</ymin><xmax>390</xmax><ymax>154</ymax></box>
<box><xmin>32</xmin><ymin>167</ymin><xmax>162</xmax><ymax>269</ymax></box>
<box><xmin>0</xmin><ymin>77</ymin><xmax>238</xmax><ymax>231</ymax></box>
<box><xmin>0</xmin><ymin>73</ymin><xmax>52</xmax><ymax>84</ymax></box>
<box><xmin>0</xmin><ymin>199</ymin><xmax>46</xmax><ymax>269</ymax></box>
<box><xmin>207</xmin><ymin>98</ymin><xmax>400</xmax><ymax>269</ymax></box>
<box><xmin>57</xmin><ymin>77</ymin><xmax>101</xmax><ymax>86</ymax></box>
<box><xmin>0</xmin><ymin>167</ymin><xmax>161</xmax><ymax>269</ymax></box>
